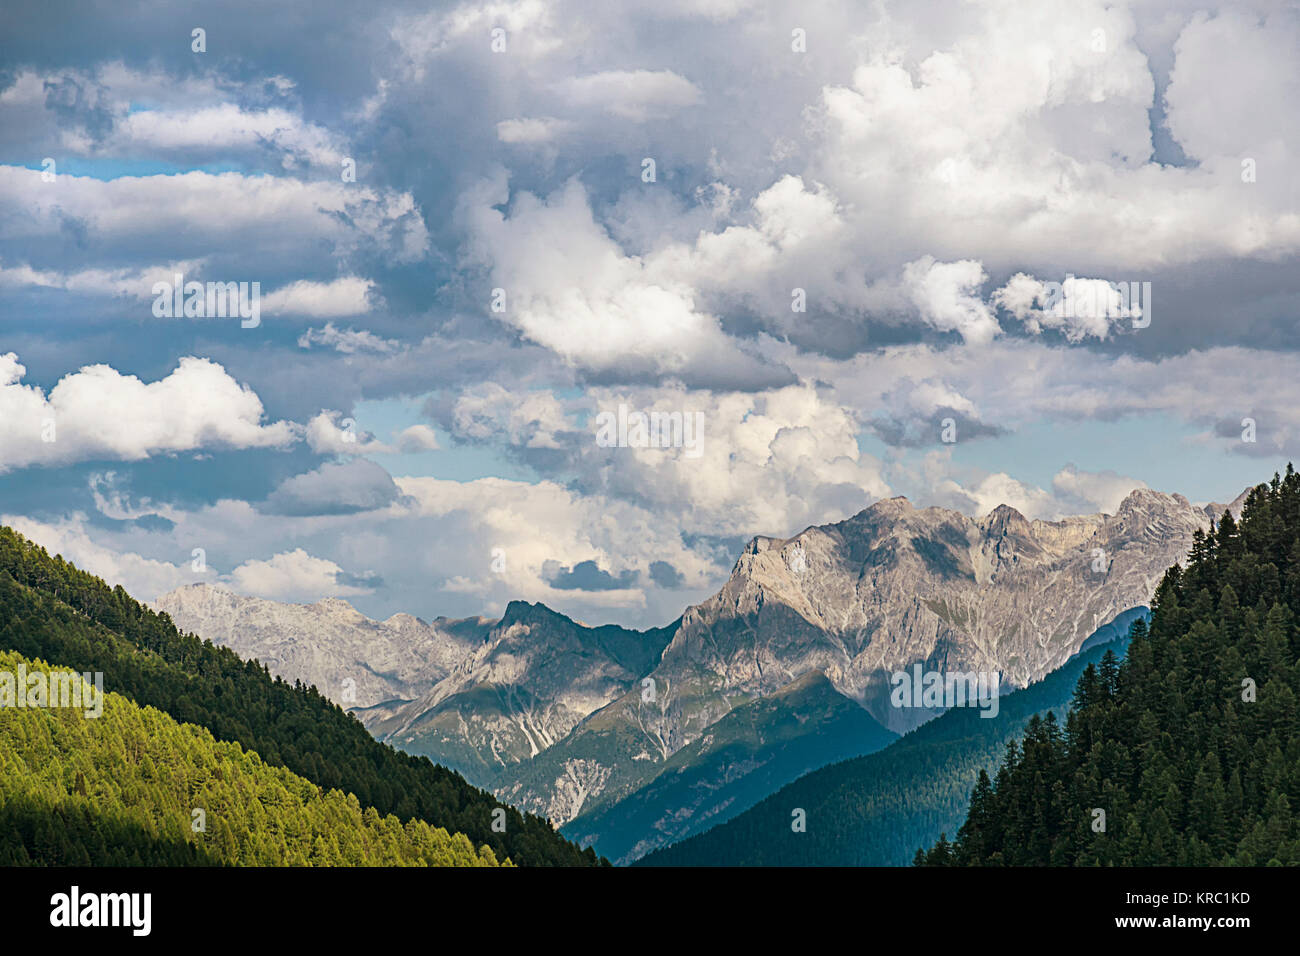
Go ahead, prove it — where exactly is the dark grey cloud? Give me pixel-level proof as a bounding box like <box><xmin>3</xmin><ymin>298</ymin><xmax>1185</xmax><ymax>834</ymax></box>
<box><xmin>543</xmin><ymin>559</ymin><xmax>639</xmax><ymax>591</ymax></box>
<box><xmin>261</xmin><ymin>457</ymin><xmax>402</xmax><ymax>516</ymax></box>
<box><xmin>335</xmin><ymin>569</ymin><xmax>384</xmax><ymax>590</ymax></box>
<box><xmin>869</xmin><ymin>406</ymin><xmax>1007</xmax><ymax>449</ymax></box>
<box><xmin>648</xmin><ymin>560</ymin><xmax>684</xmax><ymax>589</ymax></box>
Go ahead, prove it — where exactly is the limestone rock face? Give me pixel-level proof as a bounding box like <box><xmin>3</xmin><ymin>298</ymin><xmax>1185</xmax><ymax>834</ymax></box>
<box><xmin>651</xmin><ymin>488</ymin><xmax>1210</xmax><ymax>735</ymax></box>
<box><xmin>494</xmin><ymin>488</ymin><xmax>1214</xmax><ymax>823</ymax></box>
<box><xmin>153</xmin><ymin>583</ymin><xmax>486</xmax><ymax>711</ymax></box>
<box><xmin>365</xmin><ymin>602</ymin><xmax>675</xmax><ymax>782</ymax></box>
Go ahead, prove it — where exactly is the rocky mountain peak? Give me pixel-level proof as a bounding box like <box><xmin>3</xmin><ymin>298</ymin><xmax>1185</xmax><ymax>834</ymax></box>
<box><xmin>499</xmin><ymin>600</ymin><xmax>567</xmax><ymax>629</ymax></box>
<box><xmin>1115</xmin><ymin>486</ymin><xmax>1189</xmax><ymax>514</ymax></box>
<box><xmin>1204</xmin><ymin>486</ymin><xmax>1255</xmax><ymax>523</ymax></box>
<box><xmin>872</xmin><ymin>495</ymin><xmax>914</xmax><ymax>512</ymax></box>
<box><xmin>979</xmin><ymin>503</ymin><xmax>1032</xmax><ymax>538</ymax></box>
<box><xmin>384</xmin><ymin>612</ymin><xmax>430</xmax><ymax>627</ymax></box>
<box><xmin>313</xmin><ymin>596</ymin><xmax>364</xmax><ymax>620</ymax></box>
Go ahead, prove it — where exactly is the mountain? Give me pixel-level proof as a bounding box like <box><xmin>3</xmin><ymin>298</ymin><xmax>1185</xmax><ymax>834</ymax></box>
<box><xmin>920</xmin><ymin>473</ymin><xmax>1300</xmax><ymax>866</ymax></box>
<box><xmin>561</xmin><ymin>670</ymin><xmax>898</xmax><ymax>864</ymax></box>
<box><xmin>493</xmin><ymin>489</ymin><xmax>1210</xmax><ymax>827</ymax></box>
<box><xmin>153</xmin><ymin>582</ymin><xmax>488</xmax><ymax>711</ymax></box>
<box><xmin>637</xmin><ymin>607</ymin><xmax>1148</xmax><ymax>866</ymax></box>
<box><xmin>1203</xmin><ymin>486</ymin><xmax>1252</xmax><ymax>523</ymax></box>
<box><xmin>0</xmin><ymin>649</ymin><xmax>504</xmax><ymax>866</ymax></box>
<box><xmin>365</xmin><ymin>602</ymin><xmax>677</xmax><ymax>784</ymax></box>
<box><xmin>0</xmin><ymin>526</ymin><xmax>599</xmax><ymax>866</ymax></box>
<box><xmin>155</xmin><ymin>588</ymin><xmax>676</xmax><ymax>788</ymax></box>
<box><xmin>153</xmin><ymin>487</ymin><xmax>1219</xmax><ymax>856</ymax></box>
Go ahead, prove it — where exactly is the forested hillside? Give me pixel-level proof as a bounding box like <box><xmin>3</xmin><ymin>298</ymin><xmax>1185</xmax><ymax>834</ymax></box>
<box><xmin>564</xmin><ymin>671</ymin><xmax>898</xmax><ymax>864</ymax></box>
<box><xmin>0</xmin><ymin>651</ymin><xmax>503</xmax><ymax>866</ymax></box>
<box><xmin>0</xmin><ymin>527</ymin><xmax>599</xmax><ymax>866</ymax></box>
<box><xmin>638</xmin><ymin>608</ymin><xmax>1147</xmax><ymax>866</ymax></box>
<box><xmin>920</xmin><ymin>471</ymin><xmax>1300</xmax><ymax>866</ymax></box>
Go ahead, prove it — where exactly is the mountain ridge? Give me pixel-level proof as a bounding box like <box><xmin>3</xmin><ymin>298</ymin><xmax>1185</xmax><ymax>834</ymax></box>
<box><xmin>155</xmin><ymin>485</ymin><xmax>1238</xmax><ymax>841</ymax></box>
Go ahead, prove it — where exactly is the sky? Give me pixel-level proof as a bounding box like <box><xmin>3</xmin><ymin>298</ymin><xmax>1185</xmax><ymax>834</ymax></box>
<box><xmin>0</xmin><ymin>0</ymin><xmax>1296</xmax><ymax>629</ymax></box>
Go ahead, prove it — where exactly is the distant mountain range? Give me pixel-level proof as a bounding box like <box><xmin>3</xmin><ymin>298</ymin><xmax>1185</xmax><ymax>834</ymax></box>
<box><xmin>156</xmin><ymin>486</ymin><xmax>1245</xmax><ymax>862</ymax></box>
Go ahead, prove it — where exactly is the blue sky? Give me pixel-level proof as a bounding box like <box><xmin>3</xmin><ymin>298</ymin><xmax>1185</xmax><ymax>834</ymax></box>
<box><xmin>0</xmin><ymin>0</ymin><xmax>1297</xmax><ymax>628</ymax></box>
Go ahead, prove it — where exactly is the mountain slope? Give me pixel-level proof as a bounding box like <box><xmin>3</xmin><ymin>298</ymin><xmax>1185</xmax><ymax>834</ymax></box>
<box><xmin>157</xmin><ymin>586</ymin><xmax>677</xmax><ymax>788</ymax></box>
<box><xmin>366</xmin><ymin>601</ymin><xmax>677</xmax><ymax>784</ymax></box>
<box><xmin>639</xmin><ymin>607</ymin><xmax>1148</xmax><ymax>867</ymax></box>
<box><xmin>0</xmin><ymin>526</ymin><xmax>598</xmax><ymax>866</ymax></box>
<box><xmin>0</xmin><ymin>650</ymin><xmax>504</xmax><ymax>866</ymax></box>
<box><xmin>561</xmin><ymin>670</ymin><xmax>897</xmax><ymax>864</ymax></box>
<box><xmin>921</xmin><ymin>472</ymin><xmax>1300</xmax><ymax>866</ymax></box>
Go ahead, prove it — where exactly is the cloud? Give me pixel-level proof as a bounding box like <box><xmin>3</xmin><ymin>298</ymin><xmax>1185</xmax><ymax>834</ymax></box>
<box><xmin>0</xmin><ymin>353</ymin><xmax>296</xmax><ymax>472</ymax></box>
<box><xmin>399</xmin><ymin>474</ymin><xmax>720</xmax><ymax>615</ymax></box>
<box><xmin>931</xmin><ymin>471</ymin><xmax>1059</xmax><ymax>521</ymax></box>
<box><xmin>648</xmin><ymin>560</ymin><xmax>685</xmax><ymax>588</ymax></box>
<box><xmin>994</xmin><ymin>273</ymin><xmax>1143</xmax><ymax>342</ymax></box>
<box><xmin>921</xmin><ymin>463</ymin><xmax>1146</xmax><ymax>521</ymax></box>
<box><xmin>451</xmin><ymin>383</ymin><xmax>574</xmax><ymax>449</ymax></box>
<box><xmin>113</xmin><ymin>103</ymin><xmax>346</xmax><ymax>168</ymax></box>
<box><xmin>543</xmin><ymin>558</ymin><xmax>640</xmax><ymax>590</ymax></box>
<box><xmin>262</xmin><ymin>458</ymin><xmax>404</xmax><ymax>516</ymax></box>
<box><xmin>0</xmin><ymin>166</ymin><xmax>428</xmax><ymax>273</ymax></box>
<box><xmin>556</xmin><ymin>70</ymin><xmax>702</xmax><ymax>120</ymax></box>
<box><xmin>0</xmin><ymin>257</ymin><xmax>206</xmax><ymax>300</ymax></box>
<box><xmin>496</xmin><ymin>117</ymin><xmax>575</xmax><ymax>144</ymax></box>
<box><xmin>784</xmin><ymin>337</ymin><xmax>1300</xmax><ymax>460</ymax></box>
<box><xmin>395</xmin><ymin>424</ymin><xmax>440</xmax><ymax>452</ymax></box>
<box><xmin>231</xmin><ymin>548</ymin><xmax>377</xmax><ymax>600</ymax></box>
<box><xmin>460</xmin><ymin>174</ymin><xmax>788</xmax><ymax>386</ymax></box>
<box><xmin>304</xmin><ymin>410</ymin><xmax>393</xmax><ymax>455</ymax></box>
<box><xmin>903</xmin><ymin>257</ymin><xmax>1000</xmax><ymax>345</ymax></box>
<box><xmin>809</xmin><ymin>0</ymin><xmax>1300</xmax><ymax>273</ymax></box>
<box><xmin>297</xmin><ymin>322</ymin><xmax>400</xmax><ymax>354</ymax></box>
<box><xmin>0</xmin><ymin>64</ymin><xmax>346</xmax><ymax>171</ymax></box>
<box><xmin>262</xmin><ymin>277</ymin><xmax>378</xmax><ymax>317</ymax></box>
<box><xmin>435</xmin><ymin>379</ymin><xmax>892</xmax><ymax>536</ymax></box>
<box><xmin>1051</xmin><ymin>465</ymin><xmax>1147</xmax><ymax>514</ymax></box>
<box><xmin>1165</xmin><ymin>9</ymin><xmax>1300</xmax><ymax>167</ymax></box>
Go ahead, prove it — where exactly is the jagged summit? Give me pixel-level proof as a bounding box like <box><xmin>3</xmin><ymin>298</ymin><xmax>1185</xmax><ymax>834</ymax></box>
<box><xmin>979</xmin><ymin>503</ymin><xmax>1032</xmax><ymax>537</ymax></box>
<box><xmin>870</xmin><ymin>495</ymin><xmax>915</xmax><ymax>513</ymax></box>
<box><xmin>741</xmin><ymin>490</ymin><xmax>1200</xmax><ymax>566</ymax></box>
<box><xmin>1204</xmin><ymin>485</ymin><xmax>1256</xmax><ymax>523</ymax></box>
<box><xmin>153</xmin><ymin>582</ymin><xmax>486</xmax><ymax>713</ymax></box>
<box><xmin>500</xmin><ymin>599</ymin><xmax>564</xmax><ymax>624</ymax></box>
